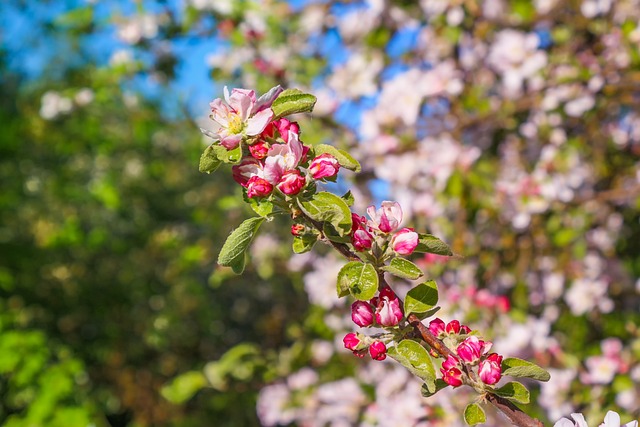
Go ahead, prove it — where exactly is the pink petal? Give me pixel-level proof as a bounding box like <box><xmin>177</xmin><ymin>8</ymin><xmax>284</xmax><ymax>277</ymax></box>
<box><xmin>220</xmin><ymin>133</ymin><xmax>243</xmax><ymax>150</ymax></box>
<box><xmin>246</xmin><ymin>109</ymin><xmax>274</xmax><ymax>136</ymax></box>
<box><xmin>255</xmin><ymin>85</ymin><xmax>283</xmax><ymax>112</ymax></box>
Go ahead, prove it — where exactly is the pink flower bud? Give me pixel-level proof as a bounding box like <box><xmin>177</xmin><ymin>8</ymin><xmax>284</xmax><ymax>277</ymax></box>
<box><xmin>309</xmin><ymin>153</ymin><xmax>340</xmax><ymax>180</ymax></box>
<box><xmin>367</xmin><ymin>201</ymin><xmax>403</xmax><ymax>233</ymax></box>
<box><xmin>369</xmin><ymin>341</ymin><xmax>387</xmax><ymax>361</ymax></box>
<box><xmin>446</xmin><ymin>320</ymin><xmax>461</xmax><ymax>334</ymax></box>
<box><xmin>249</xmin><ymin>140</ymin><xmax>270</xmax><ymax>160</ymax></box>
<box><xmin>352</xmin><ymin>229</ymin><xmax>373</xmax><ymax>251</ymax></box>
<box><xmin>375</xmin><ymin>292</ymin><xmax>403</xmax><ymax>327</ymax></box>
<box><xmin>457</xmin><ymin>336</ymin><xmax>490</xmax><ymax>364</ymax></box>
<box><xmin>478</xmin><ymin>353</ymin><xmax>503</xmax><ymax>385</ymax></box>
<box><xmin>246</xmin><ymin>176</ymin><xmax>273</xmax><ymax>198</ymax></box>
<box><xmin>291</xmin><ymin>224</ymin><xmax>305</xmax><ymax>237</ymax></box>
<box><xmin>343</xmin><ymin>333</ymin><xmax>364</xmax><ymax>351</ymax></box>
<box><xmin>351</xmin><ymin>213</ymin><xmax>373</xmax><ymax>251</ymax></box>
<box><xmin>351</xmin><ymin>301</ymin><xmax>375</xmax><ymax>327</ymax></box>
<box><xmin>351</xmin><ymin>213</ymin><xmax>367</xmax><ymax>230</ymax></box>
<box><xmin>277</xmin><ymin>170</ymin><xmax>306</xmax><ymax>195</ymax></box>
<box><xmin>232</xmin><ymin>158</ymin><xmax>262</xmax><ymax>187</ymax></box>
<box><xmin>428</xmin><ymin>318</ymin><xmax>446</xmax><ymax>337</ymax></box>
<box><xmin>441</xmin><ymin>355</ymin><xmax>463</xmax><ymax>387</ymax></box>
<box><xmin>379</xmin><ymin>287</ymin><xmax>397</xmax><ymax>300</ymax></box>
<box><xmin>442</xmin><ymin>354</ymin><xmax>459</xmax><ymax>370</ymax></box>
<box><xmin>390</xmin><ymin>227</ymin><xmax>419</xmax><ymax>255</ymax></box>
<box><xmin>460</xmin><ymin>325</ymin><xmax>471</xmax><ymax>334</ymax></box>
<box><xmin>274</xmin><ymin>118</ymin><xmax>300</xmax><ymax>142</ymax></box>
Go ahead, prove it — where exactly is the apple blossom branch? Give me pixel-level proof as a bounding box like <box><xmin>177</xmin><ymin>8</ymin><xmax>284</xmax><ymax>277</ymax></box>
<box><xmin>303</xmin><ymin>210</ymin><xmax>545</xmax><ymax>427</ymax></box>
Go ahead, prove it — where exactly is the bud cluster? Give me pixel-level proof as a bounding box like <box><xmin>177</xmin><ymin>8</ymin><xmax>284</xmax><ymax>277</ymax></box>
<box><xmin>343</xmin><ymin>288</ymin><xmax>405</xmax><ymax>362</ymax></box>
<box><xmin>428</xmin><ymin>318</ymin><xmax>504</xmax><ymax>388</ymax></box>
<box><xmin>208</xmin><ymin>86</ymin><xmax>341</xmax><ymax>200</ymax></box>
<box><xmin>351</xmin><ymin>201</ymin><xmax>419</xmax><ymax>256</ymax></box>
<box><xmin>343</xmin><ymin>332</ymin><xmax>388</xmax><ymax>361</ymax></box>
<box><xmin>351</xmin><ymin>288</ymin><xmax>404</xmax><ymax>328</ymax></box>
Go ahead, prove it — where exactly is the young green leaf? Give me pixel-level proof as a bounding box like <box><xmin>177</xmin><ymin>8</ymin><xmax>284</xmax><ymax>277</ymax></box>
<box><xmin>341</xmin><ymin>190</ymin><xmax>355</xmax><ymax>206</ymax></box>
<box><xmin>292</xmin><ymin>235</ymin><xmax>317</xmax><ymax>254</ymax></box>
<box><xmin>217</xmin><ymin>217</ymin><xmax>265</xmax><ymax>274</ymax></box>
<box><xmin>223</xmin><ymin>145</ymin><xmax>243</xmax><ymax>164</ymax></box>
<box><xmin>381</xmin><ymin>257</ymin><xmax>424</xmax><ymax>280</ymax></box>
<box><xmin>199</xmin><ymin>145</ymin><xmax>223</xmax><ymax>173</ymax></box>
<box><xmin>404</xmin><ymin>280</ymin><xmax>439</xmax><ymax>318</ymax></box>
<box><xmin>414</xmin><ymin>234</ymin><xmax>453</xmax><ymax>256</ymax></box>
<box><xmin>464</xmin><ymin>403</ymin><xmax>486</xmax><ymax>426</ymax></box>
<box><xmin>421</xmin><ymin>379</ymin><xmax>449</xmax><ymax>398</ymax></box>
<box><xmin>388</xmin><ymin>340</ymin><xmax>436</xmax><ymax>390</ymax></box>
<box><xmin>323</xmin><ymin>223</ymin><xmax>352</xmax><ymax>243</ymax></box>
<box><xmin>248</xmin><ymin>198</ymin><xmax>274</xmax><ymax>218</ymax></box>
<box><xmin>271</xmin><ymin>88</ymin><xmax>317</xmax><ymax>118</ymax></box>
<box><xmin>313</xmin><ymin>144</ymin><xmax>362</xmax><ymax>173</ymax></box>
<box><xmin>501</xmin><ymin>358</ymin><xmax>551</xmax><ymax>382</ymax></box>
<box><xmin>493</xmin><ymin>382</ymin><xmax>530</xmax><ymax>404</ymax></box>
<box><xmin>299</xmin><ymin>192</ymin><xmax>352</xmax><ymax>236</ymax></box>
<box><xmin>337</xmin><ymin>261</ymin><xmax>378</xmax><ymax>300</ymax></box>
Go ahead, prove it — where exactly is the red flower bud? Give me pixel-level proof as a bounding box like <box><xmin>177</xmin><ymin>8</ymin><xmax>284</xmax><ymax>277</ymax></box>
<box><xmin>446</xmin><ymin>320</ymin><xmax>461</xmax><ymax>334</ymax></box>
<box><xmin>246</xmin><ymin>176</ymin><xmax>273</xmax><ymax>198</ymax></box>
<box><xmin>478</xmin><ymin>353</ymin><xmax>503</xmax><ymax>385</ymax></box>
<box><xmin>249</xmin><ymin>140</ymin><xmax>269</xmax><ymax>160</ymax></box>
<box><xmin>351</xmin><ymin>301</ymin><xmax>374</xmax><ymax>327</ymax></box>
<box><xmin>440</xmin><ymin>355</ymin><xmax>463</xmax><ymax>387</ymax></box>
<box><xmin>343</xmin><ymin>333</ymin><xmax>363</xmax><ymax>351</ymax></box>
<box><xmin>369</xmin><ymin>341</ymin><xmax>387</xmax><ymax>361</ymax></box>
<box><xmin>291</xmin><ymin>224</ymin><xmax>305</xmax><ymax>237</ymax></box>
<box><xmin>428</xmin><ymin>318</ymin><xmax>446</xmax><ymax>337</ymax></box>
<box><xmin>277</xmin><ymin>170</ymin><xmax>305</xmax><ymax>195</ymax></box>
<box><xmin>309</xmin><ymin>153</ymin><xmax>340</xmax><ymax>180</ymax></box>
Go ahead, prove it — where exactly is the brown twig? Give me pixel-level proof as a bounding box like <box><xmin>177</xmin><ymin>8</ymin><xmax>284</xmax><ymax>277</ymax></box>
<box><xmin>485</xmin><ymin>394</ymin><xmax>545</xmax><ymax>427</ymax></box>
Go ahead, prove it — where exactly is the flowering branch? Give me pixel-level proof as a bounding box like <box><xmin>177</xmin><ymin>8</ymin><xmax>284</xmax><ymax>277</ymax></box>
<box><xmin>200</xmin><ymin>85</ymin><xmax>551</xmax><ymax>427</ymax></box>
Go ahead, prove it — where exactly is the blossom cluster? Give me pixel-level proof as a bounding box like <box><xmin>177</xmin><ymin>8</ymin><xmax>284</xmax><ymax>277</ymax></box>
<box><xmin>351</xmin><ymin>201</ymin><xmax>419</xmax><ymax>255</ymax></box>
<box><xmin>205</xmin><ymin>86</ymin><xmax>341</xmax><ymax>199</ymax></box>
<box><xmin>429</xmin><ymin>318</ymin><xmax>504</xmax><ymax>387</ymax></box>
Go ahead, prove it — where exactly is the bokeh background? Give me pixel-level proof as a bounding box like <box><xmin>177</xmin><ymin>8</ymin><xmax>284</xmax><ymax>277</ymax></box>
<box><xmin>1</xmin><ymin>0</ymin><xmax>639</xmax><ymax>426</ymax></box>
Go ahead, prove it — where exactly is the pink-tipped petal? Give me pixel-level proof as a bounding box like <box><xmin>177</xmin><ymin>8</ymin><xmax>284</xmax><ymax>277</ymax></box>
<box><xmin>246</xmin><ymin>109</ymin><xmax>274</xmax><ymax>136</ymax></box>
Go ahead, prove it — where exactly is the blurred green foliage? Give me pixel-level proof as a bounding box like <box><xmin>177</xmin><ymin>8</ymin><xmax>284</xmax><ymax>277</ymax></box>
<box><xmin>0</xmin><ymin>42</ymin><xmax>312</xmax><ymax>424</ymax></box>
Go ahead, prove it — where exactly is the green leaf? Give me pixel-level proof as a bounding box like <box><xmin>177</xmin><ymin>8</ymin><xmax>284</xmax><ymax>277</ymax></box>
<box><xmin>199</xmin><ymin>145</ymin><xmax>223</xmax><ymax>173</ymax></box>
<box><xmin>248</xmin><ymin>198</ymin><xmax>274</xmax><ymax>218</ymax></box>
<box><xmin>323</xmin><ymin>223</ymin><xmax>351</xmax><ymax>243</ymax></box>
<box><xmin>299</xmin><ymin>192</ymin><xmax>352</xmax><ymax>236</ymax></box>
<box><xmin>414</xmin><ymin>234</ymin><xmax>453</xmax><ymax>256</ymax></box>
<box><xmin>271</xmin><ymin>88</ymin><xmax>317</xmax><ymax>118</ymax></box>
<box><xmin>217</xmin><ymin>217</ymin><xmax>265</xmax><ymax>274</ymax></box>
<box><xmin>381</xmin><ymin>257</ymin><xmax>424</xmax><ymax>280</ymax></box>
<box><xmin>223</xmin><ymin>145</ymin><xmax>243</xmax><ymax>164</ymax></box>
<box><xmin>313</xmin><ymin>144</ymin><xmax>361</xmax><ymax>173</ymax></box>
<box><xmin>464</xmin><ymin>403</ymin><xmax>486</xmax><ymax>426</ymax></box>
<box><xmin>292</xmin><ymin>235</ymin><xmax>317</xmax><ymax>254</ymax></box>
<box><xmin>387</xmin><ymin>340</ymin><xmax>436</xmax><ymax>389</ymax></box>
<box><xmin>341</xmin><ymin>190</ymin><xmax>355</xmax><ymax>206</ymax></box>
<box><xmin>336</xmin><ymin>261</ymin><xmax>378</xmax><ymax>300</ymax></box>
<box><xmin>161</xmin><ymin>371</ymin><xmax>207</xmax><ymax>404</ymax></box>
<box><xmin>493</xmin><ymin>382</ymin><xmax>530</xmax><ymax>404</ymax></box>
<box><xmin>421</xmin><ymin>379</ymin><xmax>449</xmax><ymax>398</ymax></box>
<box><xmin>501</xmin><ymin>358</ymin><xmax>551</xmax><ymax>382</ymax></box>
<box><xmin>404</xmin><ymin>280</ymin><xmax>439</xmax><ymax>318</ymax></box>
